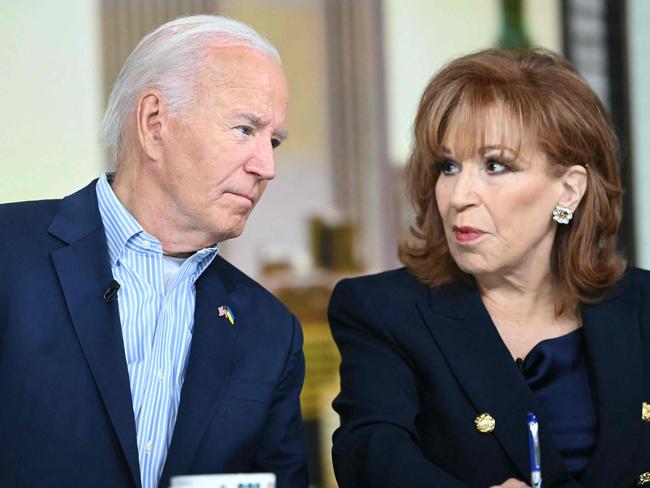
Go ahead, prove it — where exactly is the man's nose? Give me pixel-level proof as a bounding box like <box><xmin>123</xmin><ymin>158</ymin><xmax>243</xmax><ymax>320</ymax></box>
<box><xmin>244</xmin><ymin>138</ymin><xmax>276</xmax><ymax>181</ymax></box>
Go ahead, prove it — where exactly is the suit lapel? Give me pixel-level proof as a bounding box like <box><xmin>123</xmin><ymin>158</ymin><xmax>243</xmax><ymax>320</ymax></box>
<box><xmin>49</xmin><ymin>182</ymin><xmax>141</xmax><ymax>487</ymax></box>
<box><xmin>161</xmin><ymin>259</ymin><xmax>240</xmax><ymax>482</ymax></box>
<box><xmin>579</xmin><ymin>279</ymin><xmax>643</xmax><ymax>486</ymax></box>
<box><xmin>417</xmin><ymin>284</ymin><xmax>572</xmax><ymax>485</ymax></box>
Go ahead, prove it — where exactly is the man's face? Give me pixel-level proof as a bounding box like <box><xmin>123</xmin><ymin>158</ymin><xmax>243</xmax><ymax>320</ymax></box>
<box><xmin>159</xmin><ymin>45</ymin><xmax>288</xmax><ymax>246</ymax></box>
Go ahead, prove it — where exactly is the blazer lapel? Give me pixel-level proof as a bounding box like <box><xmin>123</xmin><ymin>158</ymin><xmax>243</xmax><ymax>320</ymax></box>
<box><xmin>417</xmin><ymin>284</ymin><xmax>573</xmax><ymax>486</ymax></box>
<box><xmin>49</xmin><ymin>182</ymin><xmax>141</xmax><ymax>487</ymax></box>
<box><xmin>579</xmin><ymin>279</ymin><xmax>643</xmax><ymax>487</ymax></box>
<box><xmin>161</xmin><ymin>259</ymin><xmax>240</xmax><ymax>482</ymax></box>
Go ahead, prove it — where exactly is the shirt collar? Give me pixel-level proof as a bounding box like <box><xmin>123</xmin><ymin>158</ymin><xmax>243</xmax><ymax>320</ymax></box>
<box><xmin>96</xmin><ymin>172</ymin><xmax>144</xmax><ymax>267</ymax></box>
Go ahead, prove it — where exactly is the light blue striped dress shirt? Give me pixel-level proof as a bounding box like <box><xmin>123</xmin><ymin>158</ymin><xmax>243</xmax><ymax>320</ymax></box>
<box><xmin>96</xmin><ymin>173</ymin><xmax>219</xmax><ymax>488</ymax></box>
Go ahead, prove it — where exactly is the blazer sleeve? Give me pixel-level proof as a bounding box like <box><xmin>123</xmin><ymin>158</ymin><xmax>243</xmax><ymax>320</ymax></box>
<box><xmin>329</xmin><ymin>278</ymin><xmax>467</xmax><ymax>488</ymax></box>
<box><xmin>254</xmin><ymin>313</ymin><xmax>309</xmax><ymax>488</ymax></box>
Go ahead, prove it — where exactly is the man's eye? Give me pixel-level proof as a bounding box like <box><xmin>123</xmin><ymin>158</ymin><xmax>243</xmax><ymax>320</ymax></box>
<box><xmin>437</xmin><ymin>159</ymin><xmax>459</xmax><ymax>175</ymax></box>
<box><xmin>236</xmin><ymin>126</ymin><xmax>253</xmax><ymax>136</ymax></box>
<box><xmin>271</xmin><ymin>138</ymin><xmax>281</xmax><ymax>149</ymax></box>
<box><xmin>486</xmin><ymin>159</ymin><xmax>507</xmax><ymax>173</ymax></box>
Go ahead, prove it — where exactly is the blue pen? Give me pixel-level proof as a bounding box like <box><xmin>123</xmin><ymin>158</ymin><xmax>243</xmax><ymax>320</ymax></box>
<box><xmin>527</xmin><ymin>412</ymin><xmax>542</xmax><ymax>488</ymax></box>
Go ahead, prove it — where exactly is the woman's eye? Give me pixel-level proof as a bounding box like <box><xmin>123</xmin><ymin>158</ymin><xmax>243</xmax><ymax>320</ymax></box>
<box><xmin>438</xmin><ymin>159</ymin><xmax>460</xmax><ymax>175</ymax></box>
<box><xmin>486</xmin><ymin>159</ymin><xmax>507</xmax><ymax>173</ymax></box>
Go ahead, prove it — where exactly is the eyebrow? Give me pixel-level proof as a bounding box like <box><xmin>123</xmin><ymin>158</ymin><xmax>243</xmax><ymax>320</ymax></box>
<box><xmin>242</xmin><ymin>112</ymin><xmax>288</xmax><ymax>141</ymax></box>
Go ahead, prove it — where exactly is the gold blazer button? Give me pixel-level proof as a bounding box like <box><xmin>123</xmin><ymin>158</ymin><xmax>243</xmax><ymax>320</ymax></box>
<box><xmin>475</xmin><ymin>413</ymin><xmax>495</xmax><ymax>433</ymax></box>
<box><xmin>638</xmin><ymin>472</ymin><xmax>650</xmax><ymax>486</ymax></box>
<box><xmin>642</xmin><ymin>402</ymin><xmax>650</xmax><ymax>422</ymax></box>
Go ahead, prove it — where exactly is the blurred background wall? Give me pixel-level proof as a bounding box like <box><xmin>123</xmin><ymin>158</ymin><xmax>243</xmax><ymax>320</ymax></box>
<box><xmin>0</xmin><ymin>0</ymin><xmax>104</xmax><ymax>202</ymax></box>
<box><xmin>1</xmin><ymin>1</ymin><xmax>648</xmax><ymax>486</ymax></box>
<box><xmin>630</xmin><ymin>0</ymin><xmax>650</xmax><ymax>265</ymax></box>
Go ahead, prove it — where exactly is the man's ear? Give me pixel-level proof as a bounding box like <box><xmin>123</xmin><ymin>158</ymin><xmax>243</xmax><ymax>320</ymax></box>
<box><xmin>558</xmin><ymin>165</ymin><xmax>588</xmax><ymax>211</ymax></box>
<box><xmin>136</xmin><ymin>90</ymin><xmax>165</xmax><ymax>160</ymax></box>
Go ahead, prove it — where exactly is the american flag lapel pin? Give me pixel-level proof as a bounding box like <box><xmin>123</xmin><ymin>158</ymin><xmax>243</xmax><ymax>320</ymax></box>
<box><xmin>218</xmin><ymin>305</ymin><xmax>235</xmax><ymax>326</ymax></box>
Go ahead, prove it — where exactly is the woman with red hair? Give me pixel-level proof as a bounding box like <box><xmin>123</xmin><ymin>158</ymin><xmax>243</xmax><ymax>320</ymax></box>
<box><xmin>329</xmin><ymin>48</ymin><xmax>648</xmax><ymax>487</ymax></box>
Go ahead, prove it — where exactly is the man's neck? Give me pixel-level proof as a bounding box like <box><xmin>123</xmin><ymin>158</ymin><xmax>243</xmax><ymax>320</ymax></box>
<box><xmin>110</xmin><ymin>165</ymin><xmax>216</xmax><ymax>255</ymax></box>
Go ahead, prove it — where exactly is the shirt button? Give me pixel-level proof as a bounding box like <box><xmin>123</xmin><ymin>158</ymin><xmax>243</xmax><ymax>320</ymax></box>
<box><xmin>163</xmin><ymin>302</ymin><xmax>169</xmax><ymax>311</ymax></box>
<box><xmin>142</xmin><ymin>241</ymin><xmax>151</xmax><ymax>249</ymax></box>
<box><xmin>157</xmin><ymin>369</ymin><xmax>164</xmax><ymax>381</ymax></box>
<box><xmin>144</xmin><ymin>441</ymin><xmax>153</xmax><ymax>453</ymax></box>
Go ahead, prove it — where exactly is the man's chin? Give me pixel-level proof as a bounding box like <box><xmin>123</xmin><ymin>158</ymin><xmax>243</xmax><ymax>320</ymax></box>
<box><xmin>213</xmin><ymin>223</ymin><xmax>246</xmax><ymax>243</ymax></box>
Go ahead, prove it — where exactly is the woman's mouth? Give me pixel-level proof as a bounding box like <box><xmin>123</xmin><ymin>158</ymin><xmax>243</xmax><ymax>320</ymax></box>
<box><xmin>453</xmin><ymin>226</ymin><xmax>485</xmax><ymax>243</ymax></box>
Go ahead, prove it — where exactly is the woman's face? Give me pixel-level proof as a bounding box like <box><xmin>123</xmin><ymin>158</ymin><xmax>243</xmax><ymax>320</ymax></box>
<box><xmin>434</xmin><ymin>117</ymin><xmax>566</xmax><ymax>282</ymax></box>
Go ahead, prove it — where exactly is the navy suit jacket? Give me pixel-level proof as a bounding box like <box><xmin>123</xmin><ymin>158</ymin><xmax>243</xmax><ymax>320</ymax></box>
<box><xmin>0</xmin><ymin>181</ymin><xmax>308</xmax><ymax>488</ymax></box>
<box><xmin>329</xmin><ymin>267</ymin><xmax>650</xmax><ymax>487</ymax></box>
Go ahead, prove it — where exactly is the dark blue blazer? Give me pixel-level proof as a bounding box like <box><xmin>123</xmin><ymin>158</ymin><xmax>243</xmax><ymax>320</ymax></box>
<box><xmin>329</xmin><ymin>267</ymin><xmax>650</xmax><ymax>487</ymax></box>
<box><xmin>0</xmin><ymin>181</ymin><xmax>308</xmax><ymax>488</ymax></box>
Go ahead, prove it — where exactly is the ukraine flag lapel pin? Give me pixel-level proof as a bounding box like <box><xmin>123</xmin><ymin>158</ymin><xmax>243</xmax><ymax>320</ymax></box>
<box><xmin>218</xmin><ymin>305</ymin><xmax>235</xmax><ymax>326</ymax></box>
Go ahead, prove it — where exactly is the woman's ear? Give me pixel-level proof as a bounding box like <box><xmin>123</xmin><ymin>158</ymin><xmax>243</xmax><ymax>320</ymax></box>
<box><xmin>136</xmin><ymin>90</ymin><xmax>165</xmax><ymax>160</ymax></box>
<box><xmin>558</xmin><ymin>165</ymin><xmax>588</xmax><ymax>211</ymax></box>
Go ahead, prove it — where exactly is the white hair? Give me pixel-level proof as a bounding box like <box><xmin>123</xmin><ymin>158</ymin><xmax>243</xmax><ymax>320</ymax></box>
<box><xmin>100</xmin><ymin>15</ymin><xmax>280</xmax><ymax>163</ymax></box>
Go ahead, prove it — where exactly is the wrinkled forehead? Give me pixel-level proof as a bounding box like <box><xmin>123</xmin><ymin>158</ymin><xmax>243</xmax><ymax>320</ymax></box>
<box><xmin>437</xmin><ymin>102</ymin><xmax>537</xmax><ymax>160</ymax></box>
<box><xmin>200</xmin><ymin>43</ymin><xmax>285</xmax><ymax>84</ymax></box>
<box><xmin>189</xmin><ymin>45</ymin><xmax>288</xmax><ymax>113</ymax></box>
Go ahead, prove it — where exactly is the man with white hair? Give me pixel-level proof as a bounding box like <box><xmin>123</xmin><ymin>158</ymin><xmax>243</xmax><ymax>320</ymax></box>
<box><xmin>0</xmin><ymin>15</ymin><xmax>307</xmax><ymax>488</ymax></box>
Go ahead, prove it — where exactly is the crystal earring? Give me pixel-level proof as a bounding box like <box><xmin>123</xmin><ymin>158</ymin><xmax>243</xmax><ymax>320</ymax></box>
<box><xmin>552</xmin><ymin>205</ymin><xmax>573</xmax><ymax>224</ymax></box>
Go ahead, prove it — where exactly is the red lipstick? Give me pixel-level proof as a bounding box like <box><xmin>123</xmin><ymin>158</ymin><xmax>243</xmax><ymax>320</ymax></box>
<box><xmin>453</xmin><ymin>226</ymin><xmax>484</xmax><ymax>243</ymax></box>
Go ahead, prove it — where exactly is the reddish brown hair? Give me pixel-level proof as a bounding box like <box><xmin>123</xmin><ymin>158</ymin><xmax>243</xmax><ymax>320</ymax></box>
<box><xmin>399</xmin><ymin>48</ymin><xmax>625</xmax><ymax>313</ymax></box>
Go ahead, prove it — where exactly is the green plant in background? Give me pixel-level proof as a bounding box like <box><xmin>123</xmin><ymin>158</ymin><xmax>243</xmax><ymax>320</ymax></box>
<box><xmin>498</xmin><ymin>0</ymin><xmax>531</xmax><ymax>49</ymax></box>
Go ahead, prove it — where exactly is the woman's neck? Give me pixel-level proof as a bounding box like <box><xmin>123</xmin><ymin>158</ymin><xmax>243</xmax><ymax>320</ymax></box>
<box><xmin>476</xmin><ymin>272</ymin><xmax>581</xmax><ymax>359</ymax></box>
